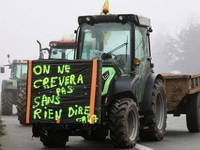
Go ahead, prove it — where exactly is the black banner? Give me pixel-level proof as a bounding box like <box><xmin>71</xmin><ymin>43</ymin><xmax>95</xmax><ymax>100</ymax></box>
<box><xmin>26</xmin><ymin>60</ymin><xmax>101</xmax><ymax>124</ymax></box>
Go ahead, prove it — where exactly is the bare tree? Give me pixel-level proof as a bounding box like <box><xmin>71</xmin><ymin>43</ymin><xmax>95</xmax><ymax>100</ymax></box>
<box><xmin>152</xmin><ymin>22</ymin><xmax>200</xmax><ymax>74</ymax></box>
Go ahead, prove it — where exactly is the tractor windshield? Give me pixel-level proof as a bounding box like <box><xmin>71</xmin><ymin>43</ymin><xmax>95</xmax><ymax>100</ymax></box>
<box><xmin>78</xmin><ymin>23</ymin><xmax>131</xmax><ymax>74</ymax></box>
<box><xmin>50</xmin><ymin>48</ymin><xmax>74</xmax><ymax>60</ymax></box>
<box><xmin>11</xmin><ymin>63</ymin><xmax>27</xmax><ymax>79</ymax></box>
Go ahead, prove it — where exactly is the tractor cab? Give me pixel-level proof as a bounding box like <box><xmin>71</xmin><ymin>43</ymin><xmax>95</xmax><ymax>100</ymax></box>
<box><xmin>9</xmin><ymin>60</ymin><xmax>27</xmax><ymax>80</ymax></box>
<box><xmin>76</xmin><ymin>14</ymin><xmax>153</xmax><ymax>76</ymax></box>
<box><xmin>76</xmin><ymin>14</ymin><xmax>155</xmax><ymax>105</ymax></box>
<box><xmin>49</xmin><ymin>40</ymin><xmax>75</xmax><ymax>60</ymax></box>
<box><xmin>1</xmin><ymin>54</ymin><xmax>27</xmax><ymax>80</ymax></box>
<box><xmin>37</xmin><ymin>39</ymin><xmax>76</xmax><ymax>60</ymax></box>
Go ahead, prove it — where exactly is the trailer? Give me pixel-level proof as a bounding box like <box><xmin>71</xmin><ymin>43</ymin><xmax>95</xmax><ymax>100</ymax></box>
<box><xmin>162</xmin><ymin>74</ymin><xmax>200</xmax><ymax>132</ymax></box>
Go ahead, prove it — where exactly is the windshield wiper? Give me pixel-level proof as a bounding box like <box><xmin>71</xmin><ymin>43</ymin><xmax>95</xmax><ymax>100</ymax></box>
<box><xmin>102</xmin><ymin>42</ymin><xmax>128</xmax><ymax>60</ymax></box>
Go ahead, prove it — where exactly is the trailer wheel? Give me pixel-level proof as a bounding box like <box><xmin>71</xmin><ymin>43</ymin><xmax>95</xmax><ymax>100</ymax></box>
<box><xmin>139</xmin><ymin>79</ymin><xmax>166</xmax><ymax>141</ymax></box>
<box><xmin>40</xmin><ymin>129</ymin><xmax>68</xmax><ymax>147</ymax></box>
<box><xmin>17</xmin><ymin>88</ymin><xmax>28</xmax><ymax>125</ymax></box>
<box><xmin>186</xmin><ymin>92</ymin><xmax>200</xmax><ymax>132</ymax></box>
<box><xmin>1</xmin><ymin>90</ymin><xmax>13</xmax><ymax>115</ymax></box>
<box><xmin>109</xmin><ymin>98</ymin><xmax>139</xmax><ymax>148</ymax></box>
<box><xmin>82</xmin><ymin>127</ymin><xmax>108</xmax><ymax>140</ymax></box>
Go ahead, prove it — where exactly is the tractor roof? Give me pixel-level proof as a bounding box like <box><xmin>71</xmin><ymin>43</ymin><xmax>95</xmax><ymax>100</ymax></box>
<box><xmin>12</xmin><ymin>59</ymin><xmax>27</xmax><ymax>64</ymax></box>
<box><xmin>49</xmin><ymin>40</ymin><xmax>76</xmax><ymax>49</ymax></box>
<box><xmin>78</xmin><ymin>14</ymin><xmax>151</xmax><ymax>27</ymax></box>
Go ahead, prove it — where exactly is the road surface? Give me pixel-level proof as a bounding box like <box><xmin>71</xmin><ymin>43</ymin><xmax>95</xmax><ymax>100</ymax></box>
<box><xmin>1</xmin><ymin>113</ymin><xmax>200</xmax><ymax>150</ymax></box>
<box><xmin>141</xmin><ymin>114</ymin><xmax>200</xmax><ymax>150</ymax></box>
<box><xmin>0</xmin><ymin>114</ymin><xmax>152</xmax><ymax>150</ymax></box>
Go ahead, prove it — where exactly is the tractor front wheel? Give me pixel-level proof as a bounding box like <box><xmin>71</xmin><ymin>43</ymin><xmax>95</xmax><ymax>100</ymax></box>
<box><xmin>40</xmin><ymin>128</ymin><xmax>68</xmax><ymax>147</ymax></box>
<box><xmin>1</xmin><ymin>90</ymin><xmax>13</xmax><ymax>115</ymax></box>
<box><xmin>109</xmin><ymin>98</ymin><xmax>139</xmax><ymax>148</ymax></box>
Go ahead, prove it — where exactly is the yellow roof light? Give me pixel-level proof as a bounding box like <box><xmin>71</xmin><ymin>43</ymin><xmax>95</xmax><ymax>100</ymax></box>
<box><xmin>101</xmin><ymin>0</ymin><xmax>110</xmax><ymax>15</ymax></box>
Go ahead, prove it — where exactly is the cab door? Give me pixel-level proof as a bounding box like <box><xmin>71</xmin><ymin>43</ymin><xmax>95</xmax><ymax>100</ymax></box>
<box><xmin>134</xmin><ymin>26</ymin><xmax>152</xmax><ymax>102</ymax></box>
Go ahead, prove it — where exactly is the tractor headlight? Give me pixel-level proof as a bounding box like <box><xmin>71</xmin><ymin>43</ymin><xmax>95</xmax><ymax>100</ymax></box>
<box><xmin>86</xmin><ymin>17</ymin><xmax>91</xmax><ymax>22</ymax></box>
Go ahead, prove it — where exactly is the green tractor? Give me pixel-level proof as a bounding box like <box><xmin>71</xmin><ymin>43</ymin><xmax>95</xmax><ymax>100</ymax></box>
<box><xmin>28</xmin><ymin>13</ymin><xmax>166</xmax><ymax>148</ymax></box>
<box><xmin>1</xmin><ymin>55</ymin><xmax>27</xmax><ymax>115</ymax></box>
<box><xmin>17</xmin><ymin>39</ymin><xmax>76</xmax><ymax>125</ymax></box>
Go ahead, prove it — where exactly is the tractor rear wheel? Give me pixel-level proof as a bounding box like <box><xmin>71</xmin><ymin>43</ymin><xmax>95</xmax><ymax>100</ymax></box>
<box><xmin>17</xmin><ymin>88</ymin><xmax>27</xmax><ymax>125</ymax></box>
<box><xmin>139</xmin><ymin>79</ymin><xmax>166</xmax><ymax>141</ymax></box>
<box><xmin>109</xmin><ymin>98</ymin><xmax>139</xmax><ymax>148</ymax></box>
<box><xmin>1</xmin><ymin>90</ymin><xmax>13</xmax><ymax>115</ymax></box>
<box><xmin>40</xmin><ymin>128</ymin><xmax>68</xmax><ymax>147</ymax></box>
<box><xmin>186</xmin><ymin>92</ymin><xmax>200</xmax><ymax>132</ymax></box>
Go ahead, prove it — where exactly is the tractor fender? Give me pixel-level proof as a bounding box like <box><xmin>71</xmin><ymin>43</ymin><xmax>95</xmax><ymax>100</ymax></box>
<box><xmin>1</xmin><ymin>79</ymin><xmax>17</xmax><ymax>91</ymax></box>
<box><xmin>140</xmin><ymin>73</ymin><xmax>164</xmax><ymax>114</ymax></box>
<box><xmin>112</xmin><ymin>76</ymin><xmax>139</xmax><ymax>102</ymax></box>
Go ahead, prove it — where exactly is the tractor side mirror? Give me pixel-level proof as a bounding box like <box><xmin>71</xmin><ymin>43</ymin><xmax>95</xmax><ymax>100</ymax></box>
<box><xmin>150</xmin><ymin>63</ymin><xmax>154</xmax><ymax>68</ymax></box>
<box><xmin>133</xmin><ymin>58</ymin><xmax>141</xmax><ymax>66</ymax></box>
<box><xmin>1</xmin><ymin>66</ymin><xmax>5</xmax><ymax>73</ymax></box>
<box><xmin>146</xmin><ymin>57</ymin><xmax>154</xmax><ymax>68</ymax></box>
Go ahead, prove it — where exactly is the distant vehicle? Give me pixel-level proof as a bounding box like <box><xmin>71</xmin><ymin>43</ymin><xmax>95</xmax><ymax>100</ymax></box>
<box><xmin>49</xmin><ymin>40</ymin><xmax>75</xmax><ymax>60</ymax></box>
<box><xmin>1</xmin><ymin>55</ymin><xmax>27</xmax><ymax>115</ymax></box>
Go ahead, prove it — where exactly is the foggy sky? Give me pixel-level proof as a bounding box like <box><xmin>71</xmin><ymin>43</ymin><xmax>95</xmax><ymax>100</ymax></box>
<box><xmin>1</xmin><ymin>0</ymin><xmax>200</xmax><ymax>79</ymax></box>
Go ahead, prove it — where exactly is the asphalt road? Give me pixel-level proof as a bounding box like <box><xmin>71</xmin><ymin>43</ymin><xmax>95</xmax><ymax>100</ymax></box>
<box><xmin>1</xmin><ymin>113</ymin><xmax>200</xmax><ymax>150</ymax></box>
<box><xmin>141</xmin><ymin>114</ymin><xmax>200</xmax><ymax>150</ymax></box>
<box><xmin>0</xmin><ymin>113</ymin><xmax>152</xmax><ymax>150</ymax></box>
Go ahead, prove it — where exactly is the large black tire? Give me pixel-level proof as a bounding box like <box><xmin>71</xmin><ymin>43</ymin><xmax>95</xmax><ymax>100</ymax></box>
<box><xmin>109</xmin><ymin>98</ymin><xmax>139</xmax><ymax>148</ymax></box>
<box><xmin>16</xmin><ymin>88</ymin><xmax>27</xmax><ymax>125</ymax></box>
<box><xmin>1</xmin><ymin>90</ymin><xmax>13</xmax><ymax>115</ymax></box>
<box><xmin>139</xmin><ymin>79</ymin><xmax>167</xmax><ymax>141</ymax></box>
<box><xmin>40</xmin><ymin>128</ymin><xmax>68</xmax><ymax>147</ymax></box>
<box><xmin>82</xmin><ymin>127</ymin><xmax>108</xmax><ymax>140</ymax></box>
<box><xmin>186</xmin><ymin>92</ymin><xmax>200</xmax><ymax>132</ymax></box>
